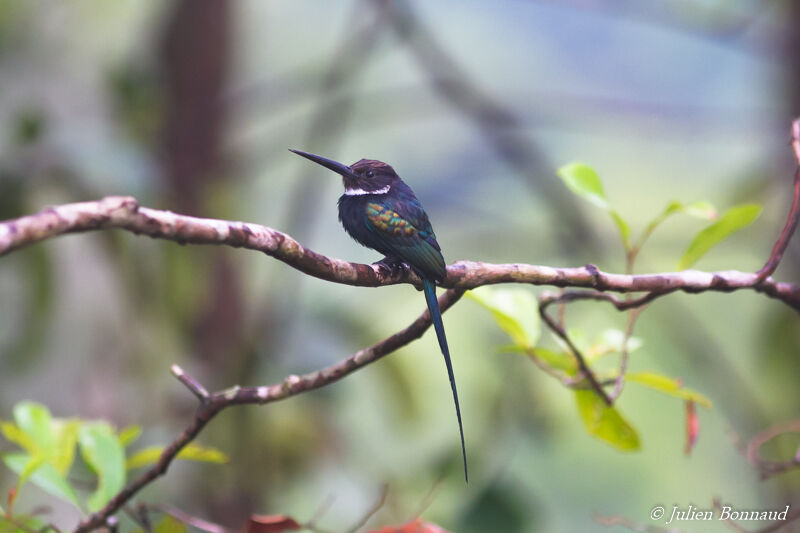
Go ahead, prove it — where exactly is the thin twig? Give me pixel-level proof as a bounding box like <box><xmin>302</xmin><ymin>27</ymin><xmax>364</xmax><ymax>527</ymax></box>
<box><xmin>122</xmin><ymin>505</ymin><xmax>151</xmax><ymax>533</ymax></box>
<box><xmin>409</xmin><ymin>477</ymin><xmax>444</xmax><ymax>523</ymax></box>
<box><xmin>746</xmin><ymin>419</ymin><xmax>800</xmax><ymax>479</ymax></box>
<box><xmin>754</xmin><ymin>118</ymin><xmax>800</xmax><ymax>282</ymax></box>
<box><xmin>304</xmin><ymin>494</ymin><xmax>337</xmax><ymax>531</ymax></box>
<box><xmin>73</xmin><ymin>290</ymin><xmax>464</xmax><ymax>532</ymax></box>
<box><xmin>755</xmin><ymin>168</ymin><xmax>800</xmax><ymax>283</ymax></box>
<box><xmin>170</xmin><ymin>365</ymin><xmax>210</xmax><ymax>403</ymax></box>
<box><xmin>536</xmin><ymin>288</ymin><xmax>669</xmax><ymax>403</ymax></box>
<box><xmin>557</xmin><ymin>288</ymin><xmax>566</xmax><ymax>328</ymax></box>
<box><xmin>157</xmin><ymin>505</ymin><xmax>229</xmax><ymax>533</ymax></box>
<box><xmin>547</xmin><ymin>288</ymin><xmax>674</xmax><ymax>311</ymax></box>
<box><xmin>609</xmin><ymin>307</ymin><xmax>643</xmax><ymax>402</ymax></box>
<box><xmin>346</xmin><ymin>484</ymin><xmax>388</xmax><ymax>533</ymax></box>
<box><xmin>526</xmin><ymin>347</ymin><xmax>576</xmax><ymax>383</ymax></box>
<box><xmin>539</xmin><ymin>295</ymin><xmax>612</xmax><ymax>405</ymax></box>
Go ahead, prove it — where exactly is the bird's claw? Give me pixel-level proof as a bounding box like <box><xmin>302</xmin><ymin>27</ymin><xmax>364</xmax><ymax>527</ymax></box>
<box><xmin>373</xmin><ymin>257</ymin><xmax>410</xmax><ymax>277</ymax></box>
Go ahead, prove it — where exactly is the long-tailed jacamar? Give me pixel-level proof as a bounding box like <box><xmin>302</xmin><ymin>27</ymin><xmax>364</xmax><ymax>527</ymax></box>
<box><xmin>289</xmin><ymin>149</ymin><xmax>467</xmax><ymax>481</ymax></box>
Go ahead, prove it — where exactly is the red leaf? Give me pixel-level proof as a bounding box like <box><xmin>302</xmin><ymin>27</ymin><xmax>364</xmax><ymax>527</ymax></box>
<box><xmin>242</xmin><ymin>514</ymin><xmax>302</xmax><ymax>533</ymax></box>
<box><xmin>685</xmin><ymin>400</ymin><xmax>699</xmax><ymax>455</ymax></box>
<box><xmin>368</xmin><ymin>518</ymin><xmax>451</xmax><ymax>533</ymax></box>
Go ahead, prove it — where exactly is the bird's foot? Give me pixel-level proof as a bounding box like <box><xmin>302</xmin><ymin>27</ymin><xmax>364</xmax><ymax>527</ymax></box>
<box><xmin>373</xmin><ymin>256</ymin><xmax>410</xmax><ymax>277</ymax></box>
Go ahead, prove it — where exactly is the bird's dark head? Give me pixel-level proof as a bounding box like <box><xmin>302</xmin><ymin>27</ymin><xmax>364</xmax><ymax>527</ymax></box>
<box><xmin>289</xmin><ymin>149</ymin><xmax>400</xmax><ymax>196</ymax></box>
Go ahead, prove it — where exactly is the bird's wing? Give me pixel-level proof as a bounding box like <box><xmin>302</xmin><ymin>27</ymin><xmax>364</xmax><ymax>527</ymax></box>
<box><xmin>364</xmin><ymin>199</ymin><xmax>446</xmax><ymax>281</ymax></box>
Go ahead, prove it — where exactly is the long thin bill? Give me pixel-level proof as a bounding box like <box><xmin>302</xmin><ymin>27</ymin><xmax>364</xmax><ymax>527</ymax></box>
<box><xmin>289</xmin><ymin>149</ymin><xmax>354</xmax><ymax>178</ymax></box>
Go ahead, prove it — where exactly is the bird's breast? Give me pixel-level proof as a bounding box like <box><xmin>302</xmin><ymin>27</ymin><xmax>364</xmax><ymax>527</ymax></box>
<box><xmin>337</xmin><ymin>194</ymin><xmax>373</xmax><ymax>240</ymax></box>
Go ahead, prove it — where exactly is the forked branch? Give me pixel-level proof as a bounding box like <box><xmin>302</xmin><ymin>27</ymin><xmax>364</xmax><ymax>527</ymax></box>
<box><xmin>74</xmin><ymin>290</ymin><xmax>464</xmax><ymax>532</ymax></box>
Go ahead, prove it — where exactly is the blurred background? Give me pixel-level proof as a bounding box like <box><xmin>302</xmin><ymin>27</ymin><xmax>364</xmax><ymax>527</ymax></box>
<box><xmin>1</xmin><ymin>1</ymin><xmax>799</xmax><ymax>531</ymax></box>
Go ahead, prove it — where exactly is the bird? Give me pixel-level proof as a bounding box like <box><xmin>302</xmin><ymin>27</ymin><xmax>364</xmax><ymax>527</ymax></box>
<box><xmin>289</xmin><ymin>149</ymin><xmax>467</xmax><ymax>482</ymax></box>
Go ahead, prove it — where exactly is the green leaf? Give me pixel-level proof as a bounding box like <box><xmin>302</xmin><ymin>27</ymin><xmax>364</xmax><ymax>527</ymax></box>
<box><xmin>79</xmin><ymin>423</ymin><xmax>126</xmax><ymax>512</ymax></box>
<box><xmin>176</xmin><ymin>444</ymin><xmax>229</xmax><ymax>464</ymax></box>
<box><xmin>557</xmin><ymin>163</ymin><xmax>632</xmax><ymax>250</ymax></box>
<box><xmin>574</xmin><ymin>390</ymin><xmax>640</xmax><ymax>451</ymax></box>
<box><xmin>124</xmin><ymin>448</ymin><xmax>165</xmax><ymax>471</ymax></box>
<box><xmin>563</xmin><ymin>327</ymin><xmax>589</xmax><ymax>353</ymax></box>
<box><xmin>118</xmin><ymin>425</ymin><xmax>142</xmax><ymax>447</ymax></box>
<box><xmin>640</xmin><ymin>200</ymin><xmax>718</xmax><ymax>247</ymax></box>
<box><xmin>588</xmin><ymin>329</ymin><xmax>643</xmax><ymax>361</ymax></box>
<box><xmin>557</xmin><ymin>163</ymin><xmax>608</xmax><ymax>209</ymax></box>
<box><xmin>3</xmin><ymin>453</ymin><xmax>81</xmax><ymax>509</ymax></box>
<box><xmin>152</xmin><ymin>515</ymin><xmax>188</xmax><ymax>533</ymax></box>
<box><xmin>678</xmin><ymin>204</ymin><xmax>762</xmax><ymax>269</ymax></box>
<box><xmin>0</xmin><ymin>514</ymin><xmax>46</xmax><ymax>533</ymax></box>
<box><xmin>682</xmin><ymin>201</ymin><xmax>717</xmax><ymax>220</ymax></box>
<box><xmin>532</xmin><ymin>347</ymin><xmax>577</xmax><ymax>374</ymax></box>
<box><xmin>2</xmin><ymin>411</ymin><xmax>80</xmax><ymax>492</ymax></box>
<box><xmin>50</xmin><ymin>419</ymin><xmax>81</xmax><ymax>476</ymax></box>
<box><xmin>609</xmin><ymin>210</ymin><xmax>631</xmax><ymax>249</ymax></box>
<box><xmin>660</xmin><ymin>200</ymin><xmax>686</xmax><ymax>218</ymax></box>
<box><xmin>467</xmin><ymin>287</ymin><xmax>540</xmax><ymax>347</ymax></box>
<box><xmin>0</xmin><ymin>517</ymin><xmax>14</xmax><ymax>533</ymax></box>
<box><xmin>12</xmin><ymin>402</ymin><xmax>53</xmax><ymax>454</ymax></box>
<box><xmin>495</xmin><ymin>344</ymin><xmax>526</xmax><ymax>355</ymax></box>
<box><xmin>627</xmin><ymin>372</ymin><xmax>712</xmax><ymax>408</ymax></box>
<box><xmin>499</xmin><ymin>345</ymin><xmax>578</xmax><ymax>375</ymax></box>
<box><xmin>2</xmin><ymin>407</ymin><xmax>81</xmax><ymax>498</ymax></box>
<box><xmin>0</xmin><ymin>422</ymin><xmax>40</xmax><ymax>455</ymax></box>
<box><xmin>15</xmin><ymin>454</ymin><xmax>45</xmax><ymax>488</ymax></box>
<box><xmin>126</xmin><ymin>443</ymin><xmax>229</xmax><ymax>471</ymax></box>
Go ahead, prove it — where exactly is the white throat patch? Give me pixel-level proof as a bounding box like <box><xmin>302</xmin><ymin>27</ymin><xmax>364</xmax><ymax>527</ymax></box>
<box><xmin>344</xmin><ymin>184</ymin><xmax>390</xmax><ymax>196</ymax></box>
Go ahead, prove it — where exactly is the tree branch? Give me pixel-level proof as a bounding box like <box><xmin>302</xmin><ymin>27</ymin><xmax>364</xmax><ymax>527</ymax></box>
<box><xmin>73</xmin><ymin>289</ymin><xmax>464</xmax><ymax>532</ymax></box>
<box><xmin>1</xmin><ymin>197</ymin><xmax>799</xmax><ymax>311</ymax></box>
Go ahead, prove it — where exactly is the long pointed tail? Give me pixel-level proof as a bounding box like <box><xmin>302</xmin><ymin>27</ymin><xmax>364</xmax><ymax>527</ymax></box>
<box><xmin>423</xmin><ymin>279</ymin><xmax>467</xmax><ymax>482</ymax></box>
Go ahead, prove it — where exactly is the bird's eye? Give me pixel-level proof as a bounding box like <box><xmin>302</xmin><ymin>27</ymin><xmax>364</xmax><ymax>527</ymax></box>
<box><xmin>367</xmin><ymin>170</ymin><xmax>374</xmax><ymax>178</ymax></box>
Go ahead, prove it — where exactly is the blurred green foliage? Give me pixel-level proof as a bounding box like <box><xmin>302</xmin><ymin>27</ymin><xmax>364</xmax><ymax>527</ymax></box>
<box><xmin>558</xmin><ymin>162</ymin><xmax>760</xmax><ymax>271</ymax></box>
<box><xmin>468</xmin><ymin>284</ymin><xmax>711</xmax><ymax>452</ymax></box>
<box><xmin>1</xmin><ymin>402</ymin><xmax>226</xmax><ymax>517</ymax></box>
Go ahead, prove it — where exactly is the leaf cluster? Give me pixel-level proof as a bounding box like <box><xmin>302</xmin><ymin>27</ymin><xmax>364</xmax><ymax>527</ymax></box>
<box><xmin>0</xmin><ymin>402</ymin><xmax>227</xmax><ymax>529</ymax></box>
